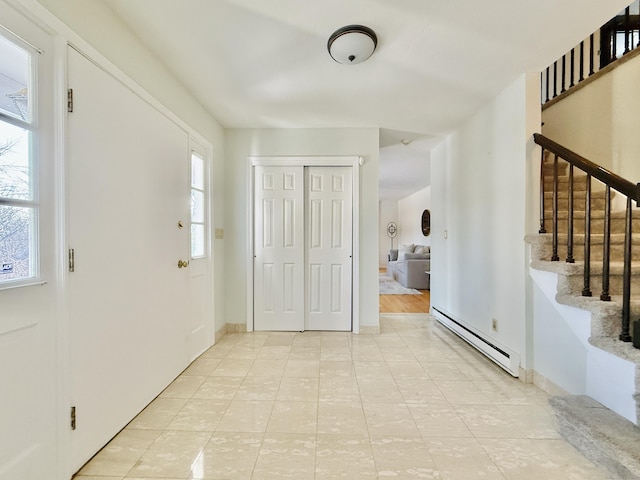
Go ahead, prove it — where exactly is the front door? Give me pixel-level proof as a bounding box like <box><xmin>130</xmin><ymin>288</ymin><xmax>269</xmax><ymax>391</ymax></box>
<box><xmin>67</xmin><ymin>46</ymin><xmax>192</xmax><ymax>471</ymax></box>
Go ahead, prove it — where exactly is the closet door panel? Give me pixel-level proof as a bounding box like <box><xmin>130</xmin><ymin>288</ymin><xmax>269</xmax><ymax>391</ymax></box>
<box><xmin>254</xmin><ymin>166</ymin><xmax>304</xmax><ymax>331</ymax></box>
<box><xmin>306</xmin><ymin>167</ymin><xmax>353</xmax><ymax>331</ymax></box>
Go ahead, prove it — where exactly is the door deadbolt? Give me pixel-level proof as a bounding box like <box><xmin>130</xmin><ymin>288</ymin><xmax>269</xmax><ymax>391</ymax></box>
<box><xmin>178</xmin><ymin>260</ymin><xmax>189</xmax><ymax>268</ymax></box>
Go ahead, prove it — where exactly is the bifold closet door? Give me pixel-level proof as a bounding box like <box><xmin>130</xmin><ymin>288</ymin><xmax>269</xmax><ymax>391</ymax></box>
<box><xmin>306</xmin><ymin>166</ymin><xmax>353</xmax><ymax>331</ymax></box>
<box><xmin>254</xmin><ymin>166</ymin><xmax>305</xmax><ymax>331</ymax></box>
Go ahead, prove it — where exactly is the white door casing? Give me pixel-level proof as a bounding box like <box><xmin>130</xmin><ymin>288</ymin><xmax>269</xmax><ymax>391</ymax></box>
<box><xmin>0</xmin><ymin>4</ymin><xmax>59</xmax><ymax>479</ymax></box>
<box><xmin>253</xmin><ymin>165</ymin><xmax>304</xmax><ymax>331</ymax></box>
<box><xmin>306</xmin><ymin>167</ymin><xmax>353</xmax><ymax>331</ymax></box>
<box><xmin>67</xmin><ymin>46</ymin><xmax>192</xmax><ymax>471</ymax></box>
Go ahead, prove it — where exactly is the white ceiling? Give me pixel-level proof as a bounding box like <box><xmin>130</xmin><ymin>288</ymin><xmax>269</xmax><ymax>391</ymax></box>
<box><xmin>102</xmin><ymin>0</ymin><xmax>629</xmax><ymax>200</ymax></box>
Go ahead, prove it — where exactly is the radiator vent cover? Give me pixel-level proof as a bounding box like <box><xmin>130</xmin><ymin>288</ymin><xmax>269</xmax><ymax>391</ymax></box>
<box><xmin>432</xmin><ymin>307</ymin><xmax>520</xmax><ymax>377</ymax></box>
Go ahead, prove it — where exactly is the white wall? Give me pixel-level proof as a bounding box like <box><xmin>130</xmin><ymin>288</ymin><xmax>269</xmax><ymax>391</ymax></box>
<box><xmin>34</xmin><ymin>0</ymin><xmax>227</xmax><ymax>334</ymax></box>
<box><xmin>379</xmin><ymin>200</ymin><xmax>398</xmax><ymax>267</ymax></box>
<box><xmin>431</xmin><ymin>74</ymin><xmax>540</xmax><ymax>368</ymax></box>
<box><xmin>542</xmin><ymin>52</ymin><xmax>640</xmax><ymax>183</ymax></box>
<box><xmin>397</xmin><ymin>186</ymin><xmax>432</xmax><ymax>248</ymax></box>
<box><xmin>225</xmin><ymin>128</ymin><xmax>380</xmax><ymax>330</ymax></box>
<box><xmin>532</xmin><ymin>276</ymin><xmax>589</xmax><ymax>394</ymax></box>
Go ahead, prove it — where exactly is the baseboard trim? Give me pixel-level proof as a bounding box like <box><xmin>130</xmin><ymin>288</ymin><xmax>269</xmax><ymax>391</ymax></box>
<box><xmin>226</xmin><ymin>323</ymin><xmax>247</xmax><ymax>334</ymax></box>
<box><xmin>519</xmin><ymin>367</ymin><xmax>534</xmax><ymax>384</ymax></box>
<box><xmin>533</xmin><ymin>370</ymin><xmax>571</xmax><ymax>397</ymax></box>
<box><xmin>359</xmin><ymin>325</ymin><xmax>381</xmax><ymax>335</ymax></box>
<box><xmin>214</xmin><ymin>324</ymin><xmax>227</xmax><ymax>343</ymax></box>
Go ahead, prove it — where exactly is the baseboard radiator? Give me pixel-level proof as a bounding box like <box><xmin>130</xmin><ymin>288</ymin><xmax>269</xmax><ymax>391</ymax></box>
<box><xmin>432</xmin><ymin>307</ymin><xmax>520</xmax><ymax>377</ymax></box>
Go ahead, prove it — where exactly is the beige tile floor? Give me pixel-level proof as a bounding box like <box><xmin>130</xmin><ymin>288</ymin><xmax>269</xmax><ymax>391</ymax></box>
<box><xmin>74</xmin><ymin>314</ymin><xmax>608</xmax><ymax>480</ymax></box>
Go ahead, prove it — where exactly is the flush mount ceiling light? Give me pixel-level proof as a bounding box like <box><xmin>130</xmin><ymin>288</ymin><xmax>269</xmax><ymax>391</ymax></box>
<box><xmin>327</xmin><ymin>25</ymin><xmax>377</xmax><ymax>64</ymax></box>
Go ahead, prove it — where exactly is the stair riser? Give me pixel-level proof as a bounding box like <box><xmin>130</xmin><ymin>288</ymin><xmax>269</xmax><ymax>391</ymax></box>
<box><xmin>544</xmin><ymin>197</ymin><xmax>608</xmax><ymax>210</ymax></box>
<box><xmin>535</xmin><ymin>243</ymin><xmax>640</xmax><ymax>262</ymax></box>
<box><xmin>543</xmin><ymin>178</ymin><xmax>592</xmax><ymax>191</ymax></box>
<box><xmin>550</xmin><ymin>218</ymin><xmax>640</xmax><ymax>234</ymax></box>
<box><xmin>565</xmin><ymin>274</ymin><xmax>640</xmax><ymax>297</ymax></box>
<box><xmin>542</xmin><ymin>164</ymin><xmax>568</xmax><ymax>175</ymax></box>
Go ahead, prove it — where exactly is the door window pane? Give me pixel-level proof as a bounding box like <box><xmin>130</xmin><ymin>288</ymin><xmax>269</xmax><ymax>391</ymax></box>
<box><xmin>0</xmin><ymin>34</ymin><xmax>31</xmax><ymax>123</ymax></box>
<box><xmin>191</xmin><ymin>152</ymin><xmax>204</xmax><ymax>189</ymax></box>
<box><xmin>0</xmin><ymin>123</ymin><xmax>31</xmax><ymax>200</ymax></box>
<box><xmin>0</xmin><ymin>205</ymin><xmax>34</xmax><ymax>283</ymax></box>
<box><xmin>191</xmin><ymin>190</ymin><xmax>204</xmax><ymax>223</ymax></box>
<box><xmin>191</xmin><ymin>224</ymin><xmax>204</xmax><ymax>258</ymax></box>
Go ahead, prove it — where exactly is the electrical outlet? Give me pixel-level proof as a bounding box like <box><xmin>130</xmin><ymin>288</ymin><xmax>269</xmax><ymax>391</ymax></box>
<box><xmin>491</xmin><ymin>318</ymin><xmax>498</xmax><ymax>332</ymax></box>
<box><xmin>215</xmin><ymin>228</ymin><xmax>224</xmax><ymax>239</ymax></box>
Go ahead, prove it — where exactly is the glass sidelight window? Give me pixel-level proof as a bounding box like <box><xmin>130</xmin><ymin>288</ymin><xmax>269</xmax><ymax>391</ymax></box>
<box><xmin>0</xmin><ymin>32</ymin><xmax>37</xmax><ymax>286</ymax></box>
<box><xmin>190</xmin><ymin>150</ymin><xmax>206</xmax><ymax>259</ymax></box>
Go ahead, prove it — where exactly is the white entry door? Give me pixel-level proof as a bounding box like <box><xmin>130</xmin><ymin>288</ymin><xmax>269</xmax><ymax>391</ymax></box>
<box><xmin>0</xmin><ymin>5</ymin><xmax>59</xmax><ymax>479</ymax></box>
<box><xmin>253</xmin><ymin>164</ymin><xmax>352</xmax><ymax>332</ymax></box>
<box><xmin>254</xmin><ymin>165</ymin><xmax>304</xmax><ymax>331</ymax></box>
<box><xmin>67</xmin><ymin>46</ymin><xmax>192</xmax><ymax>471</ymax></box>
<box><xmin>306</xmin><ymin>167</ymin><xmax>353</xmax><ymax>331</ymax></box>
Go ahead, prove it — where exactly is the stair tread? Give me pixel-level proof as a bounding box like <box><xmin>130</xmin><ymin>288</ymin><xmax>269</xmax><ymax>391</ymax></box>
<box><xmin>533</xmin><ymin>259</ymin><xmax>640</xmax><ymax>276</ymax></box>
<box><xmin>549</xmin><ymin>395</ymin><xmax>640</xmax><ymax>479</ymax></box>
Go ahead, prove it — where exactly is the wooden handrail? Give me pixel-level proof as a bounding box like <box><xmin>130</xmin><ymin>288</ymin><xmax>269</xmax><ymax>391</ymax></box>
<box><xmin>534</xmin><ymin>133</ymin><xmax>640</xmax><ymax>206</ymax></box>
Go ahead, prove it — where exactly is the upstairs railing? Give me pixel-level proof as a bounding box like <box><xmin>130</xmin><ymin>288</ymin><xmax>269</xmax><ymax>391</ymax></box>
<box><xmin>534</xmin><ymin>133</ymin><xmax>640</xmax><ymax>348</ymax></box>
<box><xmin>542</xmin><ymin>0</ymin><xmax>640</xmax><ymax>105</ymax></box>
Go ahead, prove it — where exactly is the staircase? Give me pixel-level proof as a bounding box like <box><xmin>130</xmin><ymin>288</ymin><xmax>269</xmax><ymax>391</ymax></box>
<box><xmin>525</xmin><ymin>137</ymin><xmax>640</xmax><ymax>426</ymax></box>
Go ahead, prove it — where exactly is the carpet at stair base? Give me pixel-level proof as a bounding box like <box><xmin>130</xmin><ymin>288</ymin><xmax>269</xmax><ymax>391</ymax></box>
<box><xmin>379</xmin><ymin>274</ymin><xmax>421</xmax><ymax>295</ymax></box>
<box><xmin>549</xmin><ymin>395</ymin><xmax>640</xmax><ymax>480</ymax></box>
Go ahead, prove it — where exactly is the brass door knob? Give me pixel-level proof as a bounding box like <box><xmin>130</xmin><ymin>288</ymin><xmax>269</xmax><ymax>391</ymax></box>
<box><xmin>178</xmin><ymin>260</ymin><xmax>189</xmax><ymax>268</ymax></box>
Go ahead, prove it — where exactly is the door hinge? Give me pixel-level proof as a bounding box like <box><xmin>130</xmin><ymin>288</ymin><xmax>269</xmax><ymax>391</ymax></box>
<box><xmin>70</xmin><ymin>406</ymin><xmax>76</xmax><ymax>430</ymax></box>
<box><xmin>67</xmin><ymin>88</ymin><xmax>73</xmax><ymax>113</ymax></box>
<box><xmin>68</xmin><ymin>248</ymin><xmax>75</xmax><ymax>272</ymax></box>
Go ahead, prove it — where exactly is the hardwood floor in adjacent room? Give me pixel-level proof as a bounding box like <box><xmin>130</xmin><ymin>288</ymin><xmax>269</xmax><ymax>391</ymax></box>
<box><xmin>379</xmin><ymin>290</ymin><xmax>430</xmax><ymax>313</ymax></box>
<box><xmin>379</xmin><ymin>267</ymin><xmax>431</xmax><ymax>313</ymax></box>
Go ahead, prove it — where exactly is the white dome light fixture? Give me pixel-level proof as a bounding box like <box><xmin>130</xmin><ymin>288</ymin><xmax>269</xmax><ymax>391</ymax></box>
<box><xmin>327</xmin><ymin>25</ymin><xmax>377</xmax><ymax>65</ymax></box>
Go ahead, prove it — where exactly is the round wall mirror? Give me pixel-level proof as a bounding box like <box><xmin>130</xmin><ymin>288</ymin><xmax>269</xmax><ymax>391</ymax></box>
<box><xmin>421</xmin><ymin>209</ymin><xmax>431</xmax><ymax>236</ymax></box>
